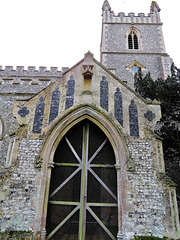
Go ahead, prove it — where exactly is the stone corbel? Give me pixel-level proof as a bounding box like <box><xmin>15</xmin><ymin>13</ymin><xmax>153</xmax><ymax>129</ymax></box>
<box><xmin>115</xmin><ymin>164</ymin><xmax>121</xmax><ymax>172</ymax></box>
<box><xmin>34</xmin><ymin>155</ymin><xmax>43</xmax><ymax>169</ymax></box>
<box><xmin>82</xmin><ymin>65</ymin><xmax>94</xmax><ymax>77</ymax></box>
<box><xmin>48</xmin><ymin>162</ymin><xmax>54</xmax><ymax>168</ymax></box>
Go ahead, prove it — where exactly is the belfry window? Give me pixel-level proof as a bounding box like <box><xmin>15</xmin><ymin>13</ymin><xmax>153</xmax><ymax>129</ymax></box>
<box><xmin>128</xmin><ymin>31</ymin><xmax>139</xmax><ymax>49</ymax></box>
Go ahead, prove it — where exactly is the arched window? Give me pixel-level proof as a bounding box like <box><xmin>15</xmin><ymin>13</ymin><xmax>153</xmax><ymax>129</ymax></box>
<box><xmin>128</xmin><ymin>31</ymin><xmax>139</xmax><ymax>49</ymax></box>
<box><xmin>128</xmin><ymin>33</ymin><xmax>133</xmax><ymax>49</ymax></box>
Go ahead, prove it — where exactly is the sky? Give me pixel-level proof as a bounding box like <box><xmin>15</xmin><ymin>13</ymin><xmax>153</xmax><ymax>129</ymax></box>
<box><xmin>0</xmin><ymin>0</ymin><xmax>179</xmax><ymax>70</ymax></box>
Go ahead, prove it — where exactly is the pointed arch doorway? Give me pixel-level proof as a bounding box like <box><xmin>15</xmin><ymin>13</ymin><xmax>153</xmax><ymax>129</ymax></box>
<box><xmin>46</xmin><ymin>119</ymin><xmax>118</xmax><ymax>240</ymax></box>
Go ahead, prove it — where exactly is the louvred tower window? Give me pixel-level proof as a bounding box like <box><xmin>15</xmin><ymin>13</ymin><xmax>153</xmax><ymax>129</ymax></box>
<box><xmin>128</xmin><ymin>31</ymin><xmax>139</xmax><ymax>49</ymax></box>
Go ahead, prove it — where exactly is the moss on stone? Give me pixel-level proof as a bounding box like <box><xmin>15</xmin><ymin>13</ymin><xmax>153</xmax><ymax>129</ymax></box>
<box><xmin>0</xmin><ymin>231</ymin><xmax>33</xmax><ymax>240</ymax></box>
<box><xmin>158</xmin><ymin>173</ymin><xmax>177</xmax><ymax>187</ymax></box>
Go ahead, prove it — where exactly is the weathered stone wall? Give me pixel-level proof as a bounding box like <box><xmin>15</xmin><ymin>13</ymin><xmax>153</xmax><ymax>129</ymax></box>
<box><xmin>102</xmin><ymin>24</ymin><xmax>165</xmax><ymax>54</ymax></box>
<box><xmin>0</xmin><ymin>139</ymin><xmax>43</xmax><ymax>232</ymax></box>
<box><xmin>0</xmin><ymin>69</ymin><xmax>61</xmax><ymax>233</ymax></box>
<box><xmin>103</xmin><ymin>53</ymin><xmax>164</xmax><ymax>89</ymax></box>
<box><xmin>127</xmin><ymin>141</ymin><xmax>165</xmax><ymax>238</ymax></box>
<box><xmin>0</xmin><ymin>68</ymin><xmax>62</xmax><ymax>170</ymax></box>
<box><xmin>0</xmin><ymin>96</ymin><xmax>24</xmax><ymax>171</ymax></box>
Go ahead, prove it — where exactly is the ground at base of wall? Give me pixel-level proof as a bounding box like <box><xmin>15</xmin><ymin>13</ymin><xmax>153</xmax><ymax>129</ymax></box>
<box><xmin>0</xmin><ymin>231</ymin><xmax>33</xmax><ymax>240</ymax></box>
<box><xmin>134</xmin><ymin>236</ymin><xmax>177</xmax><ymax>240</ymax></box>
<box><xmin>0</xmin><ymin>233</ymin><xmax>178</xmax><ymax>240</ymax></box>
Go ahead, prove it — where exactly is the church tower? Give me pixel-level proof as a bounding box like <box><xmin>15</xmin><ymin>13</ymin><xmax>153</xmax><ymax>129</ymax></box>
<box><xmin>101</xmin><ymin>0</ymin><xmax>172</xmax><ymax>88</ymax></box>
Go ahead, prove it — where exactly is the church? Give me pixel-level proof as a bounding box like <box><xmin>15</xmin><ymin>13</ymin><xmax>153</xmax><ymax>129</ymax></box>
<box><xmin>0</xmin><ymin>1</ymin><xmax>179</xmax><ymax>239</ymax></box>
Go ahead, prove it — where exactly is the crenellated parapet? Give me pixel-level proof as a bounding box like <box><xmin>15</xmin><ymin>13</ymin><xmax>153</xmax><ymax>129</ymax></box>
<box><xmin>0</xmin><ymin>66</ymin><xmax>64</xmax><ymax>77</ymax></box>
<box><xmin>0</xmin><ymin>66</ymin><xmax>68</xmax><ymax>89</ymax></box>
<box><xmin>102</xmin><ymin>1</ymin><xmax>161</xmax><ymax>24</ymax></box>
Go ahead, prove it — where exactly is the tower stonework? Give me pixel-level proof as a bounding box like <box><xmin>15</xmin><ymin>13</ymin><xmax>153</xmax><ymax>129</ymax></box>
<box><xmin>101</xmin><ymin>0</ymin><xmax>172</xmax><ymax>88</ymax></box>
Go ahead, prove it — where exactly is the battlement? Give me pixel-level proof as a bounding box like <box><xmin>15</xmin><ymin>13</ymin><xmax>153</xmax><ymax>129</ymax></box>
<box><xmin>0</xmin><ymin>66</ymin><xmax>65</xmax><ymax>77</ymax></box>
<box><xmin>102</xmin><ymin>11</ymin><xmax>161</xmax><ymax>24</ymax></box>
<box><xmin>0</xmin><ymin>66</ymin><xmax>68</xmax><ymax>90</ymax></box>
<box><xmin>102</xmin><ymin>1</ymin><xmax>161</xmax><ymax>24</ymax></box>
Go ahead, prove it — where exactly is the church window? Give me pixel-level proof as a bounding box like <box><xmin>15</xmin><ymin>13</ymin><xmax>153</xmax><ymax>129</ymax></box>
<box><xmin>65</xmin><ymin>75</ymin><xmax>75</xmax><ymax>110</ymax></box>
<box><xmin>126</xmin><ymin>60</ymin><xmax>145</xmax><ymax>74</ymax></box>
<box><xmin>134</xmin><ymin>34</ymin><xmax>138</xmax><ymax>49</ymax></box>
<box><xmin>129</xmin><ymin>99</ymin><xmax>139</xmax><ymax>137</ymax></box>
<box><xmin>128</xmin><ymin>34</ymin><xmax>133</xmax><ymax>49</ymax></box>
<box><xmin>131</xmin><ymin>65</ymin><xmax>139</xmax><ymax>73</ymax></box>
<box><xmin>49</xmin><ymin>86</ymin><xmax>60</xmax><ymax>124</ymax></box>
<box><xmin>114</xmin><ymin>88</ymin><xmax>123</xmax><ymax>127</ymax></box>
<box><xmin>100</xmin><ymin>76</ymin><xmax>109</xmax><ymax>111</ymax></box>
<box><xmin>32</xmin><ymin>97</ymin><xmax>45</xmax><ymax>134</ymax></box>
<box><xmin>128</xmin><ymin>30</ymin><xmax>139</xmax><ymax>50</ymax></box>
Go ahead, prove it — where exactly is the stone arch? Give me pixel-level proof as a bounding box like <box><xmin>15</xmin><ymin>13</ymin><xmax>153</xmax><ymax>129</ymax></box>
<box><xmin>33</xmin><ymin>105</ymin><xmax>129</xmax><ymax>239</ymax></box>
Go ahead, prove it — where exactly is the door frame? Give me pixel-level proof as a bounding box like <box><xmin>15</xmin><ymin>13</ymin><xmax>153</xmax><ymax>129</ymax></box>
<box><xmin>33</xmin><ymin>105</ymin><xmax>129</xmax><ymax>240</ymax></box>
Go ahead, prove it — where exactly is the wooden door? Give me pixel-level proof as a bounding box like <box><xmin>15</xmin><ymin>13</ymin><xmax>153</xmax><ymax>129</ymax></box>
<box><xmin>46</xmin><ymin>120</ymin><xmax>118</xmax><ymax>240</ymax></box>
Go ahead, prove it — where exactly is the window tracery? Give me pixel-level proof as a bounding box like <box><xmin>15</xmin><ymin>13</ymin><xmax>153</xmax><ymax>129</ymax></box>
<box><xmin>127</xmin><ymin>28</ymin><xmax>140</xmax><ymax>50</ymax></box>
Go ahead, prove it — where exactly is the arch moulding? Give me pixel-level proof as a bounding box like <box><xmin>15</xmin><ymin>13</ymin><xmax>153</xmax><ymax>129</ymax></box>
<box><xmin>33</xmin><ymin>105</ymin><xmax>129</xmax><ymax>240</ymax></box>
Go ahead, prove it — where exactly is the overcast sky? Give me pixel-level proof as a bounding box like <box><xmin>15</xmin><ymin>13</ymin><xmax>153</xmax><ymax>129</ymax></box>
<box><xmin>0</xmin><ymin>0</ymin><xmax>179</xmax><ymax>70</ymax></box>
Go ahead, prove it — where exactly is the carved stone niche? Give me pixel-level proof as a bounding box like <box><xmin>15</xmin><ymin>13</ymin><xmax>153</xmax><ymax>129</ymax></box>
<box><xmin>82</xmin><ymin>65</ymin><xmax>94</xmax><ymax>93</ymax></box>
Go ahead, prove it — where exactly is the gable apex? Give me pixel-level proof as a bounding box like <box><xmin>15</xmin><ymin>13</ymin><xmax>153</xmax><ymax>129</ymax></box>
<box><xmin>84</xmin><ymin>51</ymin><xmax>94</xmax><ymax>60</ymax></box>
